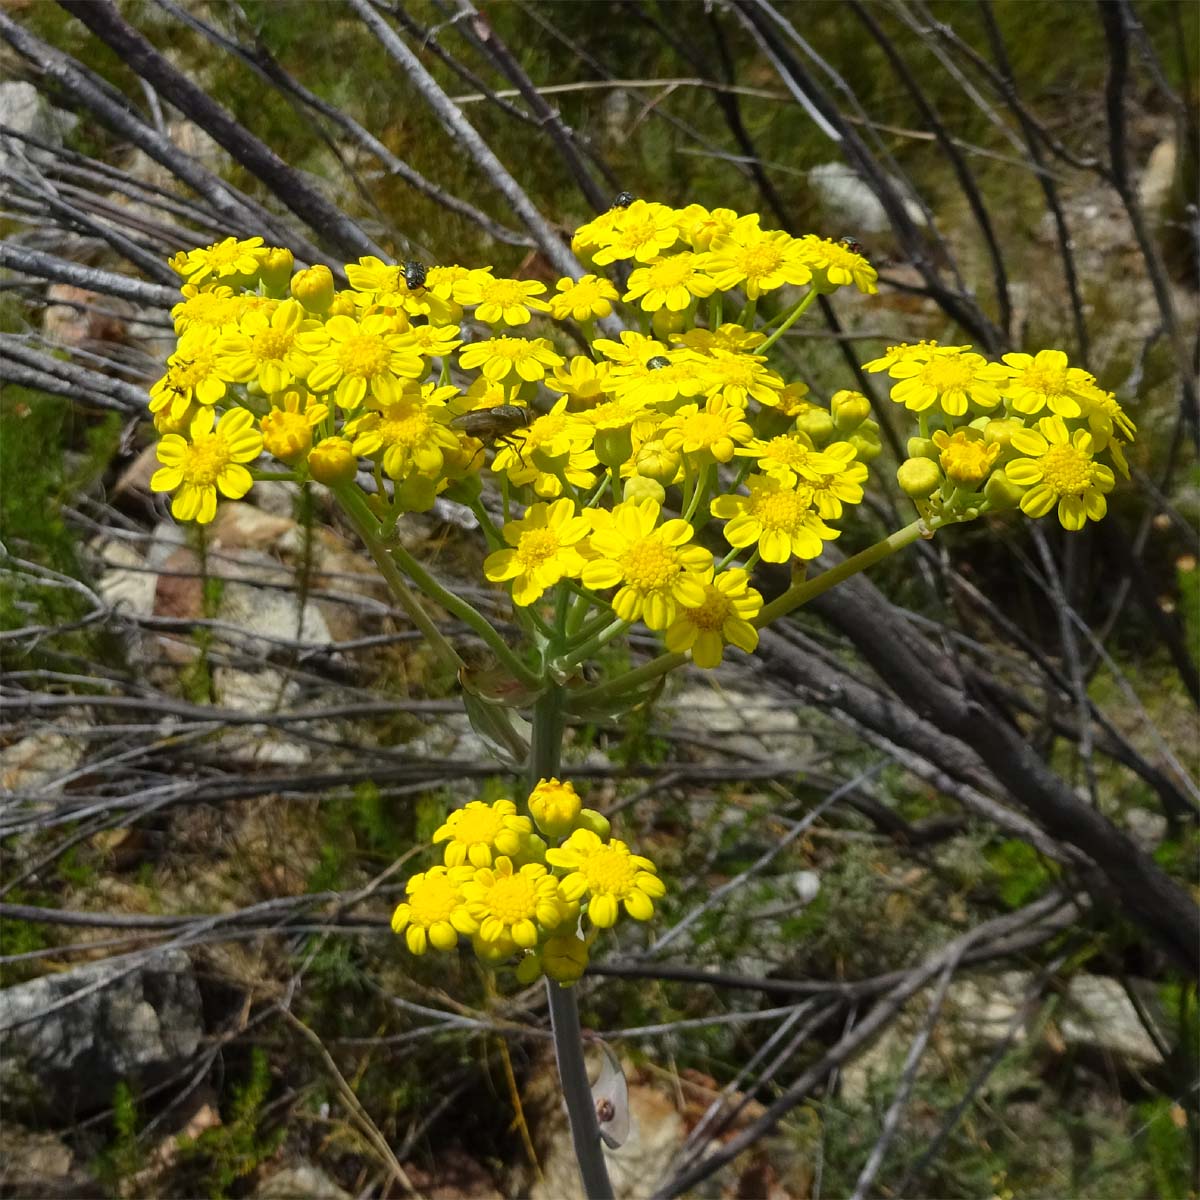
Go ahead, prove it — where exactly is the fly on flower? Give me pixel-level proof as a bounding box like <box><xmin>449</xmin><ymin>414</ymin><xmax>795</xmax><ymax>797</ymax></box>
<box><xmin>452</xmin><ymin>404</ymin><xmax>534</xmax><ymax>465</ymax></box>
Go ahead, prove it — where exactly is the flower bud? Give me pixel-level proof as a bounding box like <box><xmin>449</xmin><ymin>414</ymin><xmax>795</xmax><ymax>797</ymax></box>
<box><xmin>848</xmin><ymin>428</ymin><xmax>882</xmax><ymax>463</ymax></box>
<box><xmin>260</xmin><ymin>247</ymin><xmax>294</xmax><ymax>291</ymax></box>
<box><xmin>830</xmin><ymin>389</ymin><xmax>872</xmax><ymax>432</ymax></box>
<box><xmin>291</xmin><ymin>264</ymin><xmax>335</xmax><ymax>313</ymax></box>
<box><xmin>308</xmin><ymin>436</ymin><xmax>357</xmax><ymax>486</ymax></box>
<box><xmin>897</xmin><ymin>457</ymin><xmax>942</xmax><ymax>498</ymax></box>
<box><xmin>623</xmin><ymin>476</ymin><xmax>666</xmax><ymax>505</ymax></box>
<box><xmin>576</xmin><ymin>808</ymin><xmax>611</xmax><ymax>840</ymax></box>
<box><xmin>594</xmin><ymin>427</ymin><xmax>634</xmax><ymax>469</ymax></box>
<box><xmin>542</xmin><ymin>933</ymin><xmax>589</xmax><ymax>985</ymax></box>
<box><xmin>651</xmin><ymin>307</ymin><xmax>688</xmax><ymax>340</ymax></box>
<box><xmin>982</xmin><ymin>417</ymin><xmax>1025</xmax><ymax>452</ymax></box>
<box><xmin>907</xmin><ymin>436</ymin><xmax>937</xmax><ymax>459</ymax></box>
<box><xmin>529</xmin><ymin>777</ymin><xmax>582</xmax><ymax>838</ymax></box>
<box><xmin>634</xmin><ymin>439</ymin><xmax>681</xmax><ymax>486</ymax></box>
<box><xmin>984</xmin><ymin>467</ymin><xmax>1025</xmax><ymax>510</ymax></box>
<box><xmin>328</xmin><ymin>290</ymin><xmax>358</xmax><ymax>317</ymax></box>
<box><xmin>260</xmin><ymin>409</ymin><xmax>312</xmax><ymax>464</ymax></box>
<box><xmin>792</xmin><ymin>406</ymin><xmax>835</xmax><ymax>446</ymax></box>
<box><xmin>515</xmin><ymin>951</ymin><xmax>544</xmax><ymax>984</ymax></box>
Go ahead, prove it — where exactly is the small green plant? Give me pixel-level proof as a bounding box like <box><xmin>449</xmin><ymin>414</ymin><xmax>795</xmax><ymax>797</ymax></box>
<box><xmin>93</xmin><ymin>1081</ymin><xmax>144</xmax><ymax>1193</ymax></box>
<box><xmin>178</xmin><ymin>1048</ymin><xmax>283</xmax><ymax>1200</ymax></box>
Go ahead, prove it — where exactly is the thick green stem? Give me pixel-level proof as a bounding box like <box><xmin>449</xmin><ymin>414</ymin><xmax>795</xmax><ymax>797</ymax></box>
<box><xmin>530</xmin><ymin>690</ymin><xmax>613</xmax><ymax>1200</ymax></box>
<box><xmin>566</xmin><ymin>651</ymin><xmax>687</xmax><ymax>714</ymax></box>
<box><xmin>755</xmin><ymin>519</ymin><xmax>929</xmax><ymax>627</ymax></box>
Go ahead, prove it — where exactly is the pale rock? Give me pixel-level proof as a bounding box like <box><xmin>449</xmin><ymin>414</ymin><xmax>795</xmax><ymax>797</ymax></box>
<box><xmin>111</xmin><ymin>443</ymin><xmax>161</xmax><ymax>500</ymax></box>
<box><xmin>809</xmin><ymin>161</ymin><xmax>927</xmax><ymax>234</ymax></box>
<box><xmin>255</xmin><ymin>1164</ymin><xmax>351</xmax><ymax>1200</ymax></box>
<box><xmin>667</xmin><ymin>684</ymin><xmax>813</xmax><ymax>762</ymax></box>
<box><xmin>43</xmin><ymin>284</ymin><xmax>130</xmax><ymax>349</ymax></box>
<box><xmin>1059</xmin><ymin>975</ymin><xmax>1163</xmax><ymax>1065</ymax></box>
<box><xmin>0</xmin><ymin>81</ymin><xmax>78</xmax><ymax>171</ymax></box>
<box><xmin>210</xmin><ymin>501</ymin><xmax>296</xmax><ymax>553</ymax></box>
<box><xmin>97</xmin><ymin>537</ymin><xmax>157</xmax><ymax>618</ymax></box>
<box><xmin>212</xmin><ymin>666</ymin><xmax>313</xmax><ymax>766</ymax></box>
<box><xmin>0</xmin><ymin>728</ymin><xmax>86</xmax><ymax>792</ymax></box>
<box><xmin>1138</xmin><ymin>136</ymin><xmax>1178</xmax><ymax>214</ymax></box>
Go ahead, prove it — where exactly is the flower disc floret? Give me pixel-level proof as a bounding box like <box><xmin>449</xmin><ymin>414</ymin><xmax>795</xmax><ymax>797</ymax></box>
<box><xmin>582</xmin><ymin>497</ymin><xmax>713</xmax><ymax>630</ymax></box>
<box><xmin>300</xmin><ymin>314</ymin><xmax>423</xmax><ymax>409</ymax></box>
<box><xmin>549</xmin><ymin>274</ymin><xmax>619</xmax><ymax>322</ymax></box>
<box><xmin>433</xmin><ymin>799</ymin><xmax>532</xmax><ymax>868</ymax></box>
<box><xmin>545</xmin><ymin>830</ymin><xmax>665</xmax><ymax>928</ymax></box>
<box><xmin>391</xmin><ymin>865</ymin><xmax>476</xmax><ymax>955</ymax></box>
<box><xmin>462</xmin><ymin>858</ymin><xmax>567</xmax><ymax>948</ymax></box>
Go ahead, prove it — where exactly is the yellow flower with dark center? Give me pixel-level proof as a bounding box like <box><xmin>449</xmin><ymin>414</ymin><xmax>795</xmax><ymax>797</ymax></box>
<box><xmin>703</xmin><ymin>221</ymin><xmax>812</xmax><ymax>298</ymax></box>
<box><xmin>545</xmin><ymin>829</ymin><xmax>665</xmax><ymax>928</ymax></box>
<box><xmin>591</xmin><ymin>200</ymin><xmax>680</xmax><ymax>266</ymax></box>
<box><xmin>215</xmin><ymin>299</ymin><xmax>313</xmax><ymax>394</ymax></box>
<box><xmin>933</xmin><ymin>428</ymin><xmax>1001</xmax><ymax>487</ymax></box>
<box><xmin>345</xmin><ymin>384</ymin><xmax>461</xmax><ymax>481</ymax></box>
<box><xmin>697</xmin><ymin>350</ymin><xmax>785</xmax><ymax>408</ymax></box>
<box><xmin>300</xmin><ymin>313</ymin><xmax>423</xmax><ymax>409</ymax></box>
<box><xmin>1006</xmin><ymin>416</ymin><xmax>1115</xmax><ymax>531</ymax></box>
<box><xmin>391</xmin><ymin>865</ymin><xmax>476</xmax><ymax>955</ymax></box>
<box><xmin>798</xmin><ymin>234</ymin><xmax>879</xmax><ymax>294</ymax></box>
<box><xmin>582</xmin><ymin>497</ymin><xmax>713</xmax><ymax>630</ymax></box>
<box><xmin>458</xmin><ymin>336</ymin><xmax>564</xmax><ymax>383</ymax></box>
<box><xmin>664</xmin><ymin>567</ymin><xmax>762</xmax><ymax>668</ymax></box>
<box><xmin>711</xmin><ymin>474</ymin><xmax>840</xmax><ymax>562</ymax></box>
<box><xmin>260</xmin><ymin>389</ymin><xmax>328</xmax><ymax>464</ymax></box>
<box><xmin>624</xmin><ymin>252</ymin><xmax>716</xmax><ymax>312</ymax></box>
<box><xmin>887</xmin><ymin>348</ymin><xmax>1007</xmax><ymax>417</ymax></box>
<box><xmin>171</xmin><ymin>235</ymin><xmax>266</xmax><ymax>284</ymax></box>
<box><xmin>462</xmin><ymin>857</ymin><xmax>568</xmax><ymax>948</ymax></box>
<box><xmin>151</xmin><ymin>407</ymin><xmax>262</xmax><ymax>524</ymax></box>
<box><xmin>661</xmin><ymin>395</ymin><xmax>753</xmax><ymax>463</ymax></box>
<box><xmin>528</xmin><ymin>777</ymin><xmax>583</xmax><ymax>838</ymax></box>
<box><xmin>549</xmin><ymin>274</ymin><xmax>620</xmax><ymax>322</ymax></box>
<box><xmin>433</xmin><ymin>799</ymin><xmax>533</xmax><ymax>869</ymax></box>
<box><xmin>998</xmin><ymin>349</ymin><xmax>1091</xmax><ymax>417</ymax></box>
<box><xmin>457</xmin><ymin>273</ymin><xmax>550</xmax><ymax>326</ymax></box>
<box><xmin>484</xmin><ymin>499</ymin><xmax>591</xmax><ymax>606</ymax></box>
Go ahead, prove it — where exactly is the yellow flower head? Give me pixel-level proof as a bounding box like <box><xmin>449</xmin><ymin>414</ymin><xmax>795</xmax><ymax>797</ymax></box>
<box><xmin>171</xmin><ymin>235</ymin><xmax>266</xmax><ymax>284</ymax></box>
<box><xmin>675</xmin><ymin>203</ymin><xmax>742</xmax><ymax>251</ymax></box>
<box><xmin>461</xmin><ymin>858</ymin><xmax>569</xmax><ymax>948</ymax></box>
<box><xmin>698</xmin><ymin>349</ymin><xmax>785</xmax><ymax>408</ymax></box>
<box><xmin>484</xmin><ymin>498</ymin><xmax>591</xmax><ymax>606</ymax></box>
<box><xmin>528</xmin><ymin>777</ymin><xmax>583</xmax><ymax>838</ymax></box>
<box><xmin>458</xmin><ymin>336</ymin><xmax>564</xmax><ymax>384</ymax></box>
<box><xmin>590</xmin><ymin>200</ymin><xmax>680</xmax><ymax>266</ymax></box>
<box><xmin>424</xmin><ymin>264</ymin><xmax>476</xmax><ymax>305</ymax></box>
<box><xmin>290</xmin><ymin>264</ymin><xmax>335</xmax><ymax>313</ymax></box>
<box><xmin>151</xmin><ymin>407</ymin><xmax>262</xmax><ymax>524</ymax></box>
<box><xmin>300</xmin><ymin>313</ymin><xmax>423</xmax><ymax>409</ymax></box>
<box><xmin>260</xmin><ymin>388</ymin><xmax>328</xmax><ymax>464</ymax></box>
<box><xmin>798</xmin><ymin>234</ymin><xmax>879</xmax><ymax>294</ymax></box>
<box><xmin>671</xmin><ymin>323</ymin><xmax>766</xmax><ymax>356</ymax></box>
<box><xmin>457</xmin><ymin>273</ymin><xmax>550</xmax><ymax>326</ymax></box>
<box><xmin>549</xmin><ymin>274</ymin><xmax>620</xmax><ymax>322</ymax></box>
<box><xmin>703</xmin><ymin>220</ymin><xmax>812</xmax><ymax>299</ymax></box>
<box><xmin>407</xmin><ymin>323</ymin><xmax>463</xmax><ymax>359</ymax></box>
<box><xmin>581</xmin><ymin>497</ymin><xmax>713</xmax><ymax>630</ymax></box>
<box><xmin>215</xmin><ymin>299</ymin><xmax>312</xmax><ymax>394</ymax></box>
<box><xmin>711</xmin><ymin>473</ymin><xmax>840</xmax><ymax>563</ymax></box>
<box><xmin>433</xmin><ymin>799</ymin><xmax>533</xmax><ymax>868</ymax></box>
<box><xmin>609</xmin><ymin>353</ymin><xmax>705</xmax><ymax>409</ymax></box>
<box><xmin>664</xmin><ymin>567</ymin><xmax>761</xmax><ymax>668</ymax></box>
<box><xmin>933</xmin><ymin>427</ymin><xmax>1001</xmax><ymax>487</ymax></box>
<box><xmin>345</xmin><ymin>383</ymin><xmax>461</xmax><ymax>481</ymax></box>
<box><xmin>391</xmin><ymin>864</ymin><xmax>475</xmax><ymax>955</ymax></box>
<box><xmin>547</xmin><ymin>356</ymin><xmax>612</xmax><ymax>405</ymax></box>
<box><xmin>1006</xmin><ymin>416</ymin><xmax>1116</xmax><ymax>531</ymax></box>
<box><xmin>861</xmin><ymin>340</ymin><xmax>966</xmax><ymax>374</ymax></box>
<box><xmin>171</xmin><ymin>284</ymin><xmax>242</xmax><ymax>336</ymax></box>
<box><xmin>887</xmin><ymin>347</ymin><xmax>1007</xmax><ymax>417</ymax></box>
<box><xmin>150</xmin><ymin>331</ymin><xmax>229</xmax><ymax>418</ymax></box>
<box><xmin>661</xmin><ymin>395</ymin><xmax>753</xmax><ymax>463</ymax></box>
<box><xmin>623</xmin><ymin>252</ymin><xmax>716</xmax><ymax>312</ymax></box>
<box><xmin>998</xmin><ymin>349</ymin><xmax>1089</xmax><ymax>418</ymax></box>
<box><xmin>545</xmin><ymin>829</ymin><xmax>665</xmax><ymax>928</ymax></box>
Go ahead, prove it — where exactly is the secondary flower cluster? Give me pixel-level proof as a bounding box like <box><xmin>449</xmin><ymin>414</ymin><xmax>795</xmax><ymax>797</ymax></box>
<box><xmin>390</xmin><ymin>781</ymin><xmax>664</xmax><ymax>984</ymax></box>
<box><xmin>869</xmin><ymin>343</ymin><xmax>1134</xmax><ymax>530</ymax></box>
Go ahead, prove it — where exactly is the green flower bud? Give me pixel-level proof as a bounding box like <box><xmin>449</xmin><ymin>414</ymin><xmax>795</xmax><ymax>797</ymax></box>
<box><xmin>308</xmin><ymin>437</ymin><xmax>357</xmax><ymax>486</ymax></box>
<box><xmin>907</xmin><ymin>436</ymin><xmax>938</xmax><ymax>460</ymax></box>
<box><xmin>897</xmin><ymin>457</ymin><xmax>942</xmax><ymax>498</ymax></box>
<box><xmin>634</xmin><ymin>439</ymin><xmax>681</xmax><ymax>486</ymax></box>
<box><xmin>576</xmin><ymin>808</ymin><xmax>611</xmax><ymax>840</ymax></box>
<box><xmin>260</xmin><ymin>247</ymin><xmax>294</xmax><ymax>291</ymax></box>
<box><xmin>984</xmin><ymin>466</ymin><xmax>1026</xmax><ymax>510</ymax></box>
<box><xmin>622</xmin><ymin>476</ymin><xmax>666</xmax><ymax>504</ymax></box>
<box><xmin>848</xmin><ymin>429</ymin><xmax>882</xmax><ymax>463</ymax></box>
<box><xmin>831</xmin><ymin>389</ymin><xmax>873</xmax><ymax>432</ymax></box>
<box><xmin>651</xmin><ymin>307</ymin><xmax>688</xmax><ymax>339</ymax></box>
<box><xmin>594</xmin><ymin>426</ymin><xmax>634</xmax><ymax>469</ymax></box>
<box><xmin>793</xmin><ymin>407</ymin><xmax>835</xmax><ymax>446</ymax></box>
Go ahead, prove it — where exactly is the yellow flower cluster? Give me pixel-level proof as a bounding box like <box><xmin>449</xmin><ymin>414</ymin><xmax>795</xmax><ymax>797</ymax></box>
<box><xmin>391</xmin><ymin>781</ymin><xmax>664</xmax><ymax>985</ymax></box>
<box><xmin>868</xmin><ymin>343</ymin><xmax>1134</xmax><ymax>530</ymax></box>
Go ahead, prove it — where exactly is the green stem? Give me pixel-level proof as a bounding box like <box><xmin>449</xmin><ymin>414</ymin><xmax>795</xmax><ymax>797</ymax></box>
<box><xmin>755</xmin><ymin>519</ymin><xmax>929</xmax><ymax>627</ymax></box>
<box><xmin>333</xmin><ymin>485</ymin><xmax>464</xmax><ymax>676</ymax></box>
<box><xmin>756</xmin><ymin>287</ymin><xmax>818</xmax><ymax>353</ymax></box>
<box><xmin>467</xmin><ymin>497</ymin><xmax>505</xmax><ymax>549</ymax></box>
<box><xmin>683</xmin><ymin>462</ymin><xmax>711</xmax><ymax>524</ymax></box>
<box><xmin>530</xmin><ymin>690</ymin><xmax>613</xmax><ymax>1200</ymax></box>
<box><xmin>563</xmin><ymin>606</ymin><xmax>615</xmax><ymax>651</ymax></box>
<box><xmin>554</xmin><ymin>617</ymin><xmax>629</xmax><ymax>672</ymax></box>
